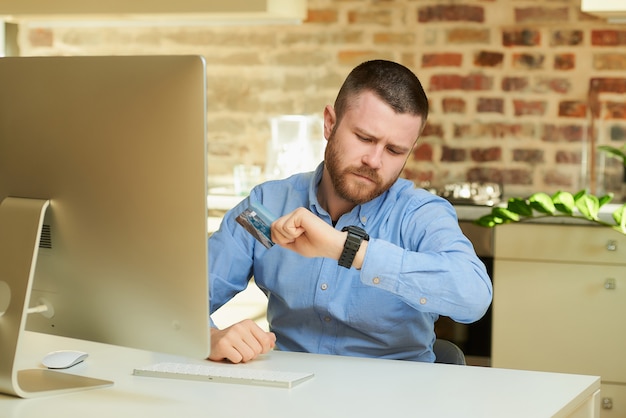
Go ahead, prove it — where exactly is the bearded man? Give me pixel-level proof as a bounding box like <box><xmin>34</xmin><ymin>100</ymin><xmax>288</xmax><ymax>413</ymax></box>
<box><xmin>208</xmin><ymin>60</ymin><xmax>492</xmax><ymax>364</ymax></box>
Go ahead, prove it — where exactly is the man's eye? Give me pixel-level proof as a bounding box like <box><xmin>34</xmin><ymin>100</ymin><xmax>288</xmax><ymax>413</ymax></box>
<box><xmin>387</xmin><ymin>147</ymin><xmax>402</xmax><ymax>155</ymax></box>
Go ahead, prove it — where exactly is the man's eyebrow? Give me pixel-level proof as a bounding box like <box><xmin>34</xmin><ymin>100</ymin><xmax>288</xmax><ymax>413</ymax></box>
<box><xmin>355</xmin><ymin>127</ymin><xmax>412</xmax><ymax>153</ymax></box>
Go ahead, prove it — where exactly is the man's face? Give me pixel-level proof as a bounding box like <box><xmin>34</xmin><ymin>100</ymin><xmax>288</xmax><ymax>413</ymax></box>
<box><xmin>323</xmin><ymin>91</ymin><xmax>423</xmax><ymax>205</ymax></box>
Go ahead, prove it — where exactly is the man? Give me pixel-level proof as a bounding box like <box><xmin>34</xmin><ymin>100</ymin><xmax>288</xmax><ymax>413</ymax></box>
<box><xmin>208</xmin><ymin>60</ymin><xmax>492</xmax><ymax>364</ymax></box>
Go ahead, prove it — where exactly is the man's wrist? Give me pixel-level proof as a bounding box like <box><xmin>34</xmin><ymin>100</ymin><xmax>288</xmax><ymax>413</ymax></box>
<box><xmin>351</xmin><ymin>239</ymin><xmax>368</xmax><ymax>270</ymax></box>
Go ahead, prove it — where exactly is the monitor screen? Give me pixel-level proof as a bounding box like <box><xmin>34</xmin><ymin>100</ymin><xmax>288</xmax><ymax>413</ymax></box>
<box><xmin>0</xmin><ymin>55</ymin><xmax>210</xmax><ymax>367</ymax></box>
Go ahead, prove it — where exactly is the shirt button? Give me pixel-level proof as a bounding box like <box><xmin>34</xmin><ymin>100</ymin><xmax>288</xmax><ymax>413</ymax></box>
<box><xmin>372</xmin><ymin>277</ymin><xmax>381</xmax><ymax>285</ymax></box>
<box><xmin>361</xmin><ymin>216</ymin><xmax>367</xmax><ymax>223</ymax></box>
<box><xmin>420</xmin><ymin>297</ymin><xmax>427</xmax><ymax>305</ymax></box>
<box><xmin>321</xmin><ymin>283</ymin><xmax>328</xmax><ymax>290</ymax></box>
<box><xmin>324</xmin><ymin>316</ymin><xmax>331</xmax><ymax>322</ymax></box>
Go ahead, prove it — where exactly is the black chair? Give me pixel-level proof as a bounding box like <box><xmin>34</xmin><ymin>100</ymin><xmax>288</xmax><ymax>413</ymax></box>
<box><xmin>433</xmin><ymin>339</ymin><xmax>466</xmax><ymax>365</ymax></box>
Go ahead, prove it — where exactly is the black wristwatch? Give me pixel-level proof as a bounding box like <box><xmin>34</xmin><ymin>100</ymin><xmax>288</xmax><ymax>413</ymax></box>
<box><xmin>338</xmin><ymin>226</ymin><xmax>369</xmax><ymax>269</ymax></box>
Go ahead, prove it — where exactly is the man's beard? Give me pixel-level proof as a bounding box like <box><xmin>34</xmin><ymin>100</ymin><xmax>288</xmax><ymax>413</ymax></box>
<box><xmin>324</xmin><ymin>132</ymin><xmax>399</xmax><ymax>205</ymax></box>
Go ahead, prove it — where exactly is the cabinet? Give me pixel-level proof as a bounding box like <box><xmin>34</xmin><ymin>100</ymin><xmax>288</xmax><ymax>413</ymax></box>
<box><xmin>492</xmin><ymin>223</ymin><xmax>626</xmax><ymax>418</ymax></box>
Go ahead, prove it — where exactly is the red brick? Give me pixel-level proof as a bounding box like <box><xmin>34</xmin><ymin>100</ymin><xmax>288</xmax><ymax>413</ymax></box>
<box><xmin>513</xmin><ymin>149</ymin><xmax>544</xmax><ymax>163</ymax></box>
<box><xmin>418</xmin><ymin>5</ymin><xmax>484</xmax><ymax>23</ymax></box>
<box><xmin>542</xmin><ymin>125</ymin><xmax>585</xmax><ymax>142</ymax></box>
<box><xmin>429</xmin><ymin>74</ymin><xmax>493</xmax><ymax>91</ymax></box>
<box><xmin>467</xmin><ymin>167</ymin><xmax>533</xmax><ymax>185</ymax></box>
<box><xmin>421</xmin><ymin>123</ymin><xmax>444</xmax><ymax>138</ymax></box>
<box><xmin>501</xmin><ymin>169</ymin><xmax>534</xmax><ymax>185</ymax></box>
<box><xmin>413</xmin><ymin>143</ymin><xmax>433</xmax><ymax>161</ymax></box>
<box><xmin>466</xmin><ymin>167</ymin><xmax>504</xmax><ymax>184</ymax></box>
<box><xmin>441</xmin><ymin>146</ymin><xmax>467</xmax><ymax>162</ymax></box>
<box><xmin>442</xmin><ymin>98</ymin><xmax>466</xmax><ymax>113</ymax></box>
<box><xmin>446</xmin><ymin>28</ymin><xmax>490</xmax><ymax>44</ymax></box>
<box><xmin>550</xmin><ymin>30</ymin><xmax>584</xmax><ymax>46</ymax></box>
<box><xmin>558</xmin><ymin>100</ymin><xmax>587</xmax><ymax>118</ymax></box>
<box><xmin>593</xmin><ymin>53</ymin><xmax>626</xmax><ymax>71</ymax></box>
<box><xmin>554</xmin><ymin>53</ymin><xmax>575</xmax><ymax>70</ymax></box>
<box><xmin>402</xmin><ymin>168</ymin><xmax>434</xmax><ymax>184</ymax></box>
<box><xmin>536</xmin><ymin>77</ymin><xmax>571</xmax><ymax>94</ymax></box>
<box><xmin>502</xmin><ymin>77</ymin><xmax>529</xmax><ymax>92</ymax></box>
<box><xmin>477</xmin><ymin>98</ymin><xmax>504</xmax><ymax>113</ymax></box>
<box><xmin>589</xmin><ymin>78</ymin><xmax>626</xmax><ymax>94</ymax></box>
<box><xmin>474</xmin><ymin>51</ymin><xmax>504</xmax><ymax>67</ymax></box>
<box><xmin>512</xmin><ymin>53</ymin><xmax>545</xmax><ymax>70</ymax></box>
<box><xmin>606</xmin><ymin>102</ymin><xmax>626</xmax><ymax>119</ymax></box>
<box><xmin>543</xmin><ymin>170</ymin><xmax>574</xmax><ymax>187</ymax></box>
<box><xmin>429</xmin><ymin>75</ymin><xmax>462</xmax><ymax>91</ymax></box>
<box><xmin>348</xmin><ymin>9</ymin><xmax>393</xmax><ymax>26</ymax></box>
<box><xmin>591</xmin><ymin>30</ymin><xmax>626</xmax><ymax>46</ymax></box>
<box><xmin>503</xmin><ymin>29</ymin><xmax>541</xmax><ymax>47</ymax></box>
<box><xmin>422</xmin><ymin>53</ymin><xmax>463</xmax><ymax>68</ymax></box>
<box><xmin>513</xmin><ymin>100</ymin><xmax>548</xmax><ymax>116</ymax></box>
<box><xmin>556</xmin><ymin>150</ymin><xmax>582</xmax><ymax>164</ymax></box>
<box><xmin>305</xmin><ymin>9</ymin><xmax>338</xmax><ymax>24</ymax></box>
<box><xmin>471</xmin><ymin>147</ymin><xmax>502</xmax><ymax>162</ymax></box>
<box><xmin>514</xmin><ymin>7</ymin><xmax>569</xmax><ymax>24</ymax></box>
<box><xmin>453</xmin><ymin>123</ymin><xmax>536</xmax><ymax>139</ymax></box>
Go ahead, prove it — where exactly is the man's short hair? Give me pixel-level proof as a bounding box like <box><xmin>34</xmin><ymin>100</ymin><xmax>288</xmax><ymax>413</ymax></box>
<box><xmin>334</xmin><ymin>60</ymin><xmax>429</xmax><ymax>129</ymax></box>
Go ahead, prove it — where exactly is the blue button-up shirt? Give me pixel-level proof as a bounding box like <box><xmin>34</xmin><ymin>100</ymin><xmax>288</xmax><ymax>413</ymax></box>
<box><xmin>209</xmin><ymin>164</ymin><xmax>492</xmax><ymax>362</ymax></box>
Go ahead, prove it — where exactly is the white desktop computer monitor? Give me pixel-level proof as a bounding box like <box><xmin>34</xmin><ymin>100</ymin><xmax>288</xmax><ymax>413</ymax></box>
<box><xmin>0</xmin><ymin>55</ymin><xmax>209</xmax><ymax>397</ymax></box>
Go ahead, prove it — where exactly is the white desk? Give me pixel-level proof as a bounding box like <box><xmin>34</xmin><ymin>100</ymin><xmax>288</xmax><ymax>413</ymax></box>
<box><xmin>3</xmin><ymin>331</ymin><xmax>600</xmax><ymax>418</ymax></box>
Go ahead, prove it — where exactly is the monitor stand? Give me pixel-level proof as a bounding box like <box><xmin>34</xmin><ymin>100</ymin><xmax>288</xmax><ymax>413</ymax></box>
<box><xmin>0</xmin><ymin>197</ymin><xmax>113</xmax><ymax>398</ymax></box>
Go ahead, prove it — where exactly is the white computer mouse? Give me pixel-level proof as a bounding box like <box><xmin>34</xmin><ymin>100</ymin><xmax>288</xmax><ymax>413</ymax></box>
<box><xmin>42</xmin><ymin>350</ymin><xmax>89</xmax><ymax>369</ymax></box>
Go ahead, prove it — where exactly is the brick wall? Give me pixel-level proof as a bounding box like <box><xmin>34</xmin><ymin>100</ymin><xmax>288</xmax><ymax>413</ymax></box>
<box><xmin>16</xmin><ymin>0</ymin><xmax>626</xmax><ymax>199</ymax></box>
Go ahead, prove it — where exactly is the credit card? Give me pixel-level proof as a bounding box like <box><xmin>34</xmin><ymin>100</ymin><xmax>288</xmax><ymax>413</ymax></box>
<box><xmin>235</xmin><ymin>202</ymin><xmax>277</xmax><ymax>249</ymax></box>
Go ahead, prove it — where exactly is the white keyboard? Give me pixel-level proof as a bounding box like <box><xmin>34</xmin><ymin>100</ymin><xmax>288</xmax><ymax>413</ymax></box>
<box><xmin>133</xmin><ymin>362</ymin><xmax>314</xmax><ymax>389</ymax></box>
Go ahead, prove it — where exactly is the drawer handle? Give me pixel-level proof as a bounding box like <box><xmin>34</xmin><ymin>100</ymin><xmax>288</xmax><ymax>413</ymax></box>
<box><xmin>606</xmin><ymin>240</ymin><xmax>617</xmax><ymax>251</ymax></box>
<box><xmin>604</xmin><ymin>278</ymin><xmax>616</xmax><ymax>290</ymax></box>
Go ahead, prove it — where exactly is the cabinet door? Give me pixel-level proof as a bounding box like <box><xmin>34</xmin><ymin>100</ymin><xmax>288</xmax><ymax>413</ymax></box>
<box><xmin>492</xmin><ymin>260</ymin><xmax>626</xmax><ymax>382</ymax></box>
<box><xmin>495</xmin><ymin>224</ymin><xmax>626</xmax><ymax>265</ymax></box>
<box><xmin>600</xmin><ymin>383</ymin><xmax>626</xmax><ymax>418</ymax></box>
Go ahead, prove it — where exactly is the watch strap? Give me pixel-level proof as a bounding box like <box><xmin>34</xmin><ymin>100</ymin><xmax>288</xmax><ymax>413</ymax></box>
<box><xmin>338</xmin><ymin>226</ymin><xmax>369</xmax><ymax>269</ymax></box>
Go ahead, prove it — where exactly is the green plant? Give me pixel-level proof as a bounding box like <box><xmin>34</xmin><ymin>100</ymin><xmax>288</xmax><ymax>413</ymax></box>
<box><xmin>598</xmin><ymin>144</ymin><xmax>626</xmax><ymax>167</ymax></box>
<box><xmin>475</xmin><ymin>190</ymin><xmax>626</xmax><ymax>235</ymax></box>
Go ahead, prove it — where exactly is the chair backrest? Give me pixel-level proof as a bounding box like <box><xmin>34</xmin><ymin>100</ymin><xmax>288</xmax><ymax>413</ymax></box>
<box><xmin>433</xmin><ymin>339</ymin><xmax>466</xmax><ymax>365</ymax></box>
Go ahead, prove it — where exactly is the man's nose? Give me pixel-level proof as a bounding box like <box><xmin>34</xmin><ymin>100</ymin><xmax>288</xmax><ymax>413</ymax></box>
<box><xmin>362</xmin><ymin>146</ymin><xmax>383</xmax><ymax>169</ymax></box>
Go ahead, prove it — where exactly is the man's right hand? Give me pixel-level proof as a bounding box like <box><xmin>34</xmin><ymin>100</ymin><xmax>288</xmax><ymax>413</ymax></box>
<box><xmin>208</xmin><ymin>319</ymin><xmax>276</xmax><ymax>363</ymax></box>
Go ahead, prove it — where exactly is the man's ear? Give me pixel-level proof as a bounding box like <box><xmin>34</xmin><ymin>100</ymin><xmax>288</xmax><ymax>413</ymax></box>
<box><xmin>323</xmin><ymin>105</ymin><xmax>336</xmax><ymax>140</ymax></box>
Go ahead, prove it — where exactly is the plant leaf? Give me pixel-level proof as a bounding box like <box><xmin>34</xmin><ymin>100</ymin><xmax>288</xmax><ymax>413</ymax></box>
<box><xmin>598</xmin><ymin>145</ymin><xmax>626</xmax><ymax>166</ymax></box>
<box><xmin>475</xmin><ymin>214</ymin><xmax>506</xmax><ymax>227</ymax></box>
<box><xmin>575</xmin><ymin>193</ymin><xmax>600</xmax><ymax>220</ymax></box>
<box><xmin>598</xmin><ymin>193</ymin><xmax>613</xmax><ymax>207</ymax></box>
<box><xmin>506</xmin><ymin>198</ymin><xmax>533</xmax><ymax>217</ymax></box>
<box><xmin>613</xmin><ymin>204</ymin><xmax>626</xmax><ymax>234</ymax></box>
<box><xmin>529</xmin><ymin>192</ymin><xmax>555</xmax><ymax>214</ymax></box>
<box><xmin>493</xmin><ymin>207</ymin><xmax>520</xmax><ymax>222</ymax></box>
<box><xmin>552</xmin><ymin>191</ymin><xmax>574</xmax><ymax>215</ymax></box>
<box><xmin>573</xmin><ymin>189</ymin><xmax>586</xmax><ymax>200</ymax></box>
